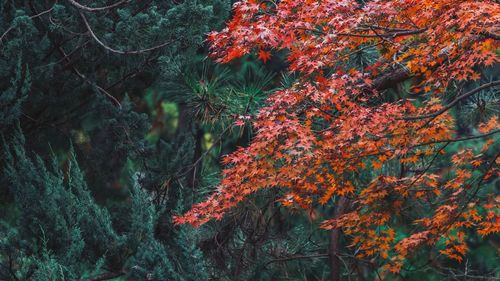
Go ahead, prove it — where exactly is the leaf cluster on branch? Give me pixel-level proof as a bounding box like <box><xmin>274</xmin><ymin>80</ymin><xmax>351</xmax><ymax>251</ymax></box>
<box><xmin>175</xmin><ymin>0</ymin><xmax>500</xmax><ymax>276</ymax></box>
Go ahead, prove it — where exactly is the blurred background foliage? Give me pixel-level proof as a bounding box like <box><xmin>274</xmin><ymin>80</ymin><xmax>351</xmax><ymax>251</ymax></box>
<box><xmin>0</xmin><ymin>0</ymin><xmax>498</xmax><ymax>280</ymax></box>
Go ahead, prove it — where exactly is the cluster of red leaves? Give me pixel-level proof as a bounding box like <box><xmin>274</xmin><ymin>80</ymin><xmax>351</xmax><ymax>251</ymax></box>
<box><xmin>175</xmin><ymin>0</ymin><xmax>500</xmax><ymax>272</ymax></box>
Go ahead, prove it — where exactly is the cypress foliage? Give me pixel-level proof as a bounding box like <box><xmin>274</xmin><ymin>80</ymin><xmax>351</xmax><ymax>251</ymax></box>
<box><xmin>1</xmin><ymin>1</ymin><xmax>231</xmax><ymax>280</ymax></box>
<box><xmin>0</xmin><ymin>56</ymin><xmax>29</xmax><ymax>129</ymax></box>
<box><xmin>1</xmin><ymin>128</ymin><xmax>210</xmax><ymax>280</ymax></box>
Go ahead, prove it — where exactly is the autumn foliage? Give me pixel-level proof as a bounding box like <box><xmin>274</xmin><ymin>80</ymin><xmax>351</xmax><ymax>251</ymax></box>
<box><xmin>175</xmin><ymin>0</ymin><xmax>500</xmax><ymax>273</ymax></box>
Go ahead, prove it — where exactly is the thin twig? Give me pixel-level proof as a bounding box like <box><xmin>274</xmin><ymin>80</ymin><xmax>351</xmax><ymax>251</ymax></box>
<box><xmin>407</xmin><ymin>142</ymin><xmax>450</xmax><ymax>191</ymax></box>
<box><xmin>57</xmin><ymin>46</ymin><xmax>122</xmax><ymax>108</ymax></box>
<box><xmin>180</xmin><ymin>124</ymin><xmax>234</xmax><ymax>177</ymax></box>
<box><xmin>0</xmin><ymin>3</ymin><xmax>56</xmax><ymax>44</ymax></box>
<box><xmin>266</xmin><ymin>253</ymin><xmax>329</xmax><ymax>266</ymax></box>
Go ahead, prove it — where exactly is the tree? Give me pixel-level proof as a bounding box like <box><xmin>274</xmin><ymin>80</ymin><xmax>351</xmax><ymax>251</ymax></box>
<box><xmin>1</xmin><ymin>0</ymin><xmax>231</xmax><ymax>279</ymax></box>
<box><xmin>175</xmin><ymin>0</ymin><xmax>500</xmax><ymax>279</ymax></box>
<box><xmin>1</xmin><ymin>128</ymin><xmax>204</xmax><ymax>280</ymax></box>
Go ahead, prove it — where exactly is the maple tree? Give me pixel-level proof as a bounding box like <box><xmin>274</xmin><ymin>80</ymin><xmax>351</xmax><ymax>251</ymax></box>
<box><xmin>175</xmin><ymin>0</ymin><xmax>500</xmax><ymax>279</ymax></box>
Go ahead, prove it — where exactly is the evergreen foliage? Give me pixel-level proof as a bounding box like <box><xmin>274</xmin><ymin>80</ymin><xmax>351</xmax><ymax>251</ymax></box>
<box><xmin>0</xmin><ymin>0</ymin><xmax>231</xmax><ymax>280</ymax></box>
<box><xmin>0</xmin><ymin>128</ymin><xmax>212</xmax><ymax>280</ymax></box>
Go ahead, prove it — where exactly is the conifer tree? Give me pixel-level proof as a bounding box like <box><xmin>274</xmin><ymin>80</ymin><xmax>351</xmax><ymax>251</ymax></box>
<box><xmin>1</xmin><ymin>0</ymin><xmax>231</xmax><ymax>279</ymax></box>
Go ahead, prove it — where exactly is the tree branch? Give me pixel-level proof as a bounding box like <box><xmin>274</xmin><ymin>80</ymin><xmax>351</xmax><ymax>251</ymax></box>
<box><xmin>402</xmin><ymin>80</ymin><xmax>500</xmax><ymax>120</ymax></box>
<box><xmin>371</xmin><ymin>67</ymin><xmax>411</xmax><ymax>91</ymax></box>
<box><xmin>66</xmin><ymin>0</ymin><xmax>129</xmax><ymax>12</ymax></box>
<box><xmin>329</xmin><ymin>197</ymin><xmax>350</xmax><ymax>281</ymax></box>
<box><xmin>266</xmin><ymin>253</ymin><xmax>329</xmax><ymax>266</ymax></box>
<box><xmin>483</xmin><ymin>31</ymin><xmax>500</xmax><ymax>40</ymax></box>
<box><xmin>0</xmin><ymin>3</ymin><xmax>56</xmax><ymax>44</ymax></box>
<box><xmin>57</xmin><ymin>46</ymin><xmax>122</xmax><ymax>108</ymax></box>
<box><xmin>79</xmin><ymin>11</ymin><xmax>173</xmax><ymax>55</ymax></box>
<box><xmin>412</xmin><ymin>129</ymin><xmax>500</xmax><ymax>147</ymax></box>
<box><xmin>299</xmin><ymin>27</ymin><xmax>427</xmax><ymax>39</ymax></box>
<box><xmin>337</xmin><ymin>28</ymin><xmax>427</xmax><ymax>38</ymax></box>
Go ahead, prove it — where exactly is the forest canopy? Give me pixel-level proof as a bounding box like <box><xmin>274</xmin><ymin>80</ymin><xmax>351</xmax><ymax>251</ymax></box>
<box><xmin>1</xmin><ymin>0</ymin><xmax>499</xmax><ymax>280</ymax></box>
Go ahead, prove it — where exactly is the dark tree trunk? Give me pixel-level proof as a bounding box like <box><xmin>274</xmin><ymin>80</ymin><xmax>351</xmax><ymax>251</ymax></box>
<box><xmin>176</xmin><ymin>102</ymin><xmax>203</xmax><ymax>189</ymax></box>
<box><xmin>188</xmin><ymin>126</ymin><xmax>204</xmax><ymax>188</ymax></box>
<box><xmin>175</xmin><ymin>102</ymin><xmax>191</xmax><ymax>136</ymax></box>
<box><xmin>372</xmin><ymin>67</ymin><xmax>410</xmax><ymax>91</ymax></box>
<box><xmin>329</xmin><ymin>197</ymin><xmax>350</xmax><ymax>281</ymax></box>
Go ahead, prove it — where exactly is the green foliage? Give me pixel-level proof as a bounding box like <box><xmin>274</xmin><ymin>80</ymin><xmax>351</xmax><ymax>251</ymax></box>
<box><xmin>0</xmin><ymin>1</ymin><xmax>232</xmax><ymax>279</ymax></box>
<box><xmin>2</xmin><ymin>129</ymin><xmax>119</xmax><ymax>279</ymax></box>
<box><xmin>0</xmin><ymin>56</ymin><xmax>29</xmax><ymax>129</ymax></box>
<box><xmin>0</xmin><ymin>129</ymin><xmax>210</xmax><ymax>280</ymax></box>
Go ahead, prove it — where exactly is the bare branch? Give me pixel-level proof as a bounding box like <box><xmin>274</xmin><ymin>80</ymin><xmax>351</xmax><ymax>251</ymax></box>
<box><xmin>0</xmin><ymin>3</ymin><xmax>56</xmax><ymax>44</ymax></box>
<box><xmin>266</xmin><ymin>253</ymin><xmax>329</xmax><ymax>265</ymax></box>
<box><xmin>345</xmin><ymin>129</ymin><xmax>500</xmax><ymax>162</ymax></box>
<box><xmin>364</xmin><ymin>67</ymin><xmax>412</xmax><ymax>92</ymax></box>
<box><xmin>484</xmin><ymin>32</ymin><xmax>500</xmax><ymax>40</ymax></box>
<box><xmin>412</xmin><ymin>129</ymin><xmax>500</xmax><ymax>147</ymax></box>
<box><xmin>483</xmin><ymin>30</ymin><xmax>500</xmax><ymax>40</ymax></box>
<box><xmin>57</xmin><ymin>46</ymin><xmax>122</xmax><ymax>108</ymax></box>
<box><xmin>297</xmin><ymin>27</ymin><xmax>427</xmax><ymax>40</ymax></box>
<box><xmin>337</xmin><ymin>28</ymin><xmax>427</xmax><ymax>38</ymax></box>
<box><xmin>402</xmin><ymin>80</ymin><xmax>500</xmax><ymax>120</ymax></box>
<box><xmin>66</xmin><ymin>0</ymin><xmax>129</xmax><ymax>12</ymax></box>
<box><xmin>79</xmin><ymin>12</ymin><xmax>172</xmax><ymax>55</ymax></box>
<box><xmin>357</xmin><ymin>24</ymin><xmax>417</xmax><ymax>32</ymax></box>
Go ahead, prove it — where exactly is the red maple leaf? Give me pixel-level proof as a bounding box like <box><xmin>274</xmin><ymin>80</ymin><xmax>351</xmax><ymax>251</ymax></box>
<box><xmin>258</xmin><ymin>49</ymin><xmax>271</xmax><ymax>63</ymax></box>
